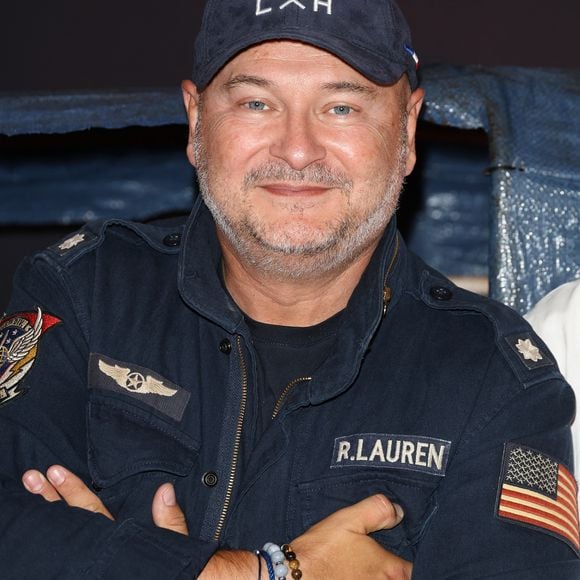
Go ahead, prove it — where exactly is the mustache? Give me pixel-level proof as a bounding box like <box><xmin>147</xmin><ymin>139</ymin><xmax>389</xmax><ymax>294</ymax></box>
<box><xmin>243</xmin><ymin>162</ymin><xmax>353</xmax><ymax>192</ymax></box>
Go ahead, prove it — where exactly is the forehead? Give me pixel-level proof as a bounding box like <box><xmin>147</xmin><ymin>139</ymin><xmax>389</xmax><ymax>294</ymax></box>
<box><xmin>211</xmin><ymin>40</ymin><xmax>376</xmax><ymax>86</ymax></box>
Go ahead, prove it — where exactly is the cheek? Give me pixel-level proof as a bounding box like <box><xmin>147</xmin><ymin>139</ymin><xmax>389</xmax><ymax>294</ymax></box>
<box><xmin>204</xmin><ymin>116</ymin><xmax>268</xmax><ymax>170</ymax></box>
<box><xmin>329</xmin><ymin>124</ymin><xmax>399</xmax><ymax>169</ymax></box>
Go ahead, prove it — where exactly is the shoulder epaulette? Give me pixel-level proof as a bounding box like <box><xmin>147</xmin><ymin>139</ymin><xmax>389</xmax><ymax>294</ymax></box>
<box><xmin>418</xmin><ymin>268</ymin><xmax>563</xmax><ymax>389</ymax></box>
<box><xmin>42</xmin><ymin>217</ymin><xmax>187</xmax><ymax>267</ymax></box>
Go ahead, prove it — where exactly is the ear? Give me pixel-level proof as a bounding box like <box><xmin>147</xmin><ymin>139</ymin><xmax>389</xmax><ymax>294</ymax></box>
<box><xmin>181</xmin><ymin>80</ymin><xmax>202</xmax><ymax>167</ymax></box>
<box><xmin>403</xmin><ymin>87</ymin><xmax>425</xmax><ymax>177</ymax></box>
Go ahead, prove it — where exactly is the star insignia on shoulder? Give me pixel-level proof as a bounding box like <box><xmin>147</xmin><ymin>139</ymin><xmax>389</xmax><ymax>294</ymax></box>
<box><xmin>58</xmin><ymin>233</ymin><xmax>86</xmax><ymax>251</ymax></box>
<box><xmin>515</xmin><ymin>338</ymin><xmax>543</xmax><ymax>363</ymax></box>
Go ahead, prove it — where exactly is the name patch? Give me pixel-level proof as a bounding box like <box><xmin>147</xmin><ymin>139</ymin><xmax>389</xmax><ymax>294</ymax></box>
<box><xmin>331</xmin><ymin>433</ymin><xmax>451</xmax><ymax>476</ymax></box>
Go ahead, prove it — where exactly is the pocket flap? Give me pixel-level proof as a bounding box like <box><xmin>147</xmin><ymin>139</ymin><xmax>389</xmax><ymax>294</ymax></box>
<box><xmin>88</xmin><ymin>393</ymin><xmax>199</xmax><ymax>487</ymax></box>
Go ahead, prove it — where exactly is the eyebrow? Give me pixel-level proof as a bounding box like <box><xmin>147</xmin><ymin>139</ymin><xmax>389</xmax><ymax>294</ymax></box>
<box><xmin>321</xmin><ymin>81</ymin><xmax>378</xmax><ymax>97</ymax></box>
<box><xmin>223</xmin><ymin>74</ymin><xmax>273</xmax><ymax>90</ymax></box>
<box><xmin>223</xmin><ymin>75</ymin><xmax>377</xmax><ymax>97</ymax></box>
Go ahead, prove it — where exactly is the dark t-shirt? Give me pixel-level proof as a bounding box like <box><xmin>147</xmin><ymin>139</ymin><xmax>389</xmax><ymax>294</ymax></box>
<box><xmin>245</xmin><ymin>310</ymin><xmax>343</xmax><ymax>435</ymax></box>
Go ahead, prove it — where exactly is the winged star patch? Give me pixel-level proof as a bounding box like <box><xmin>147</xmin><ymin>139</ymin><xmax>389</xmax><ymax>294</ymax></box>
<box><xmin>0</xmin><ymin>308</ymin><xmax>61</xmax><ymax>406</ymax></box>
<box><xmin>89</xmin><ymin>353</ymin><xmax>190</xmax><ymax>421</ymax></box>
<box><xmin>98</xmin><ymin>359</ymin><xmax>178</xmax><ymax>397</ymax></box>
<box><xmin>497</xmin><ymin>443</ymin><xmax>580</xmax><ymax>554</ymax></box>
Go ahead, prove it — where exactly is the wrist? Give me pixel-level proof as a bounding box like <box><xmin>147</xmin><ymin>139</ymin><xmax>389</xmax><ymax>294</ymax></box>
<box><xmin>200</xmin><ymin>549</ymin><xmax>260</xmax><ymax>579</ymax></box>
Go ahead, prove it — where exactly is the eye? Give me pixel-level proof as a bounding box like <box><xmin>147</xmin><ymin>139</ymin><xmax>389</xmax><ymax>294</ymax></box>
<box><xmin>245</xmin><ymin>100</ymin><xmax>268</xmax><ymax>111</ymax></box>
<box><xmin>331</xmin><ymin>105</ymin><xmax>353</xmax><ymax>116</ymax></box>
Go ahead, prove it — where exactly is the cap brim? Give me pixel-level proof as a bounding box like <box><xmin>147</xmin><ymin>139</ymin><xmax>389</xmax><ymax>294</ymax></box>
<box><xmin>193</xmin><ymin>29</ymin><xmax>417</xmax><ymax>91</ymax></box>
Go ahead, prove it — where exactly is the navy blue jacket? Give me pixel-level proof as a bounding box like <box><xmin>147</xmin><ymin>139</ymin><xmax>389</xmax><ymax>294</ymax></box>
<box><xmin>0</xmin><ymin>198</ymin><xmax>578</xmax><ymax>578</ymax></box>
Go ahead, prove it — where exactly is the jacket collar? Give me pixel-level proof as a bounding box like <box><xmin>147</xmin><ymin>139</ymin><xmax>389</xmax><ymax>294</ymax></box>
<box><xmin>178</xmin><ymin>198</ymin><xmax>406</xmax><ymax>404</ymax></box>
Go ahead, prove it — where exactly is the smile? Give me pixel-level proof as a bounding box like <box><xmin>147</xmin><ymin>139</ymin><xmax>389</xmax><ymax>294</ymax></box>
<box><xmin>260</xmin><ymin>184</ymin><xmax>332</xmax><ymax>197</ymax></box>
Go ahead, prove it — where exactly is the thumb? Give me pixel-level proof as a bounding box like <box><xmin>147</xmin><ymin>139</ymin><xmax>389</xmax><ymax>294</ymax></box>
<box><xmin>334</xmin><ymin>494</ymin><xmax>404</xmax><ymax>535</ymax></box>
<box><xmin>152</xmin><ymin>483</ymin><xmax>189</xmax><ymax>536</ymax></box>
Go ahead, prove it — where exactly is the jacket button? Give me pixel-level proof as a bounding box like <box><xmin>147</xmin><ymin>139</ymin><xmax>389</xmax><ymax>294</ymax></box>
<box><xmin>163</xmin><ymin>232</ymin><xmax>182</xmax><ymax>247</ymax></box>
<box><xmin>219</xmin><ymin>339</ymin><xmax>232</xmax><ymax>354</ymax></box>
<box><xmin>430</xmin><ymin>286</ymin><xmax>453</xmax><ymax>301</ymax></box>
<box><xmin>202</xmin><ymin>471</ymin><xmax>219</xmax><ymax>487</ymax></box>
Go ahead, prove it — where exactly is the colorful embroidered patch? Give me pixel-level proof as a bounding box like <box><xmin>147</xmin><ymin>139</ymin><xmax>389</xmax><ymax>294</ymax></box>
<box><xmin>505</xmin><ymin>332</ymin><xmax>554</xmax><ymax>371</ymax></box>
<box><xmin>331</xmin><ymin>433</ymin><xmax>451</xmax><ymax>476</ymax></box>
<box><xmin>497</xmin><ymin>443</ymin><xmax>579</xmax><ymax>553</ymax></box>
<box><xmin>89</xmin><ymin>353</ymin><xmax>190</xmax><ymax>421</ymax></box>
<box><xmin>0</xmin><ymin>308</ymin><xmax>61</xmax><ymax>406</ymax></box>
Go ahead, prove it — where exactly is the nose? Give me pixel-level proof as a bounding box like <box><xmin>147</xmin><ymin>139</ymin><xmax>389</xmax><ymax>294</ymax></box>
<box><xmin>269</xmin><ymin>113</ymin><xmax>326</xmax><ymax>170</ymax></box>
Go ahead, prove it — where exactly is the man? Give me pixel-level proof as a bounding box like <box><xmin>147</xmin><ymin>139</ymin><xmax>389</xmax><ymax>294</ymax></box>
<box><xmin>0</xmin><ymin>0</ymin><xmax>578</xmax><ymax>577</ymax></box>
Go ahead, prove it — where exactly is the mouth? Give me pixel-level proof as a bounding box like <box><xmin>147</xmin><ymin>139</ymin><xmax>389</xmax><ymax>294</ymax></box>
<box><xmin>260</xmin><ymin>183</ymin><xmax>332</xmax><ymax>197</ymax></box>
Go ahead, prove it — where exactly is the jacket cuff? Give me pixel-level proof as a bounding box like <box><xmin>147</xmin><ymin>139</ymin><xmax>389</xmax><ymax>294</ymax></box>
<box><xmin>84</xmin><ymin>519</ymin><xmax>218</xmax><ymax>579</ymax></box>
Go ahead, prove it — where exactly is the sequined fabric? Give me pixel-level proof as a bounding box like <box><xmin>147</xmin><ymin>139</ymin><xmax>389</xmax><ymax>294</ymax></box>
<box><xmin>422</xmin><ymin>66</ymin><xmax>580</xmax><ymax>312</ymax></box>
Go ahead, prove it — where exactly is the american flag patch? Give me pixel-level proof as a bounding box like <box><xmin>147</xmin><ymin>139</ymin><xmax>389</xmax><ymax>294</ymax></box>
<box><xmin>497</xmin><ymin>443</ymin><xmax>579</xmax><ymax>553</ymax></box>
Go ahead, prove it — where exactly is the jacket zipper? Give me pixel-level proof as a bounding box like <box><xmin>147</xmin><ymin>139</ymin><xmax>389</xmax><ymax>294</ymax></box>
<box><xmin>272</xmin><ymin>376</ymin><xmax>312</xmax><ymax>420</ymax></box>
<box><xmin>213</xmin><ymin>335</ymin><xmax>248</xmax><ymax>541</ymax></box>
<box><xmin>382</xmin><ymin>235</ymin><xmax>400</xmax><ymax>317</ymax></box>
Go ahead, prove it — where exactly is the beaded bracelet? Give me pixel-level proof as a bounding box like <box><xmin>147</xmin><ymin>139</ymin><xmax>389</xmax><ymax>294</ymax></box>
<box><xmin>263</xmin><ymin>543</ymin><xmax>287</xmax><ymax>579</ymax></box>
<box><xmin>259</xmin><ymin>542</ymin><xmax>303</xmax><ymax>580</ymax></box>
<box><xmin>281</xmin><ymin>544</ymin><xmax>303</xmax><ymax>580</ymax></box>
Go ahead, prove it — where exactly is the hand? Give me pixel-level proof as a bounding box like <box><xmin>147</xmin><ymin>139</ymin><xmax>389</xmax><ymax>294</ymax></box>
<box><xmin>22</xmin><ymin>468</ymin><xmax>411</xmax><ymax>578</ymax></box>
<box><xmin>22</xmin><ymin>465</ymin><xmax>188</xmax><ymax>535</ymax></box>
<box><xmin>202</xmin><ymin>495</ymin><xmax>412</xmax><ymax>579</ymax></box>
<box><xmin>290</xmin><ymin>494</ymin><xmax>412</xmax><ymax>579</ymax></box>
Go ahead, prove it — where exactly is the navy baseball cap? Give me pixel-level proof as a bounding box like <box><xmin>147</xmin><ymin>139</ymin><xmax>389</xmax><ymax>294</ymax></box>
<box><xmin>193</xmin><ymin>0</ymin><xmax>419</xmax><ymax>91</ymax></box>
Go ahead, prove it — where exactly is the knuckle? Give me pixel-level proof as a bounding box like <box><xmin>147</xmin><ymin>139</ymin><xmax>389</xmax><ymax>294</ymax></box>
<box><xmin>85</xmin><ymin>501</ymin><xmax>104</xmax><ymax>513</ymax></box>
<box><xmin>381</xmin><ymin>564</ymin><xmax>412</xmax><ymax>580</ymax></box>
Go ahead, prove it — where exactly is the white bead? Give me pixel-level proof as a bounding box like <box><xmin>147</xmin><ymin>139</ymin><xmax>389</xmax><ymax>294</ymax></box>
<box><xmin>267</xmin><ymin>543</ymin><xmax>281</xmax><ymax>556</ymax></box>
<box><xmin>263</xmin><ymin>542</ymin><xmax>275</xmax><ymax>552</ymax></box>
<box><xmin>274</xmin><ymin>563</ymin><xmax>289</xmax><ymax>577</ymax></box>
<box><xmin>271</xmin><ymin>550</ymin><xmax>285</xmax><ymax>564</ymax></box>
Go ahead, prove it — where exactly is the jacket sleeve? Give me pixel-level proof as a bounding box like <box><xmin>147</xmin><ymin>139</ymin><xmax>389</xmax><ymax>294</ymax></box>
<box><xmin>412</xmin><ymin>348</ymin><xmax>580</xmax><ymax>579</ymax></box>
<box><xmin>0</xmin><ymin>253</ymin><xmax>217</xmax><ymax>579</ymax></box>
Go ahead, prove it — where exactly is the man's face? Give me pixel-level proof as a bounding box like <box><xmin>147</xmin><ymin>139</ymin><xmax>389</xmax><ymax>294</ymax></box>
<box><xmin>184</xmin><ymin>41</ymin><xmax>423</xmax><ymax>279</ymax></box>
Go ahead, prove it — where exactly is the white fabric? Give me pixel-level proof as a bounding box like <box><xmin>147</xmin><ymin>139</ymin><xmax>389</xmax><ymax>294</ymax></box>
<box><xmin>525</xmin><ymin>279</ymin><xmax>580</xmax><ymax>470</ymax></box>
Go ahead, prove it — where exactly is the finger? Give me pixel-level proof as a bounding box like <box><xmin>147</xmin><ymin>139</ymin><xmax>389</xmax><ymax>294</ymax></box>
<box><xmin>152</xmin><ymin>483</ymin><xmax>189</xmax><ymax>536</ymax></box>
<box><xmin>22</xmin><ymin>470</ymin><xmax>61</xmax><ymax>502</ymax></box>
<box><xmin>46</xmin><ymin>465</ymin><xmax>114</xmax><ymax>520</ymax></box>
<box><xmin>325</xmin><ymin>494</ymin><xmax>404</xmax><ymax>535</ymax></box>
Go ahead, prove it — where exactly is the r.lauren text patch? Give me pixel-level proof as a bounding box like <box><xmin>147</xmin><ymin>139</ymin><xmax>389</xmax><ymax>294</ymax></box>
<box><xmin>331</xmin><ymin>433</ymin><xmax>451</xmax><ymax>476</ymax></box>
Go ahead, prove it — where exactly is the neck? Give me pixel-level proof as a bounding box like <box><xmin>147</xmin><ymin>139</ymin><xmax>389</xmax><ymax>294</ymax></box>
<box><xmin>220</xmin><ymin>235</ymin><xmax>380</xmax><ymax>327</ymax></box>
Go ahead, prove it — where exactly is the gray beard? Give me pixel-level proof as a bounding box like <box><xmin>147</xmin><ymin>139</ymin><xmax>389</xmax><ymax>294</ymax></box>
<box><xmin>193</xmin><ymin>114</ymin><xmax>408</xmax><ymax>280</ymax></box>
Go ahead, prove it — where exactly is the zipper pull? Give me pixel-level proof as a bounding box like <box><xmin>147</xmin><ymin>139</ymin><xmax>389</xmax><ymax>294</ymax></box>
<box><xmin>382</xmin><ymin>286</ymin><xmax>393</xmax><ymax>317</ymax></box>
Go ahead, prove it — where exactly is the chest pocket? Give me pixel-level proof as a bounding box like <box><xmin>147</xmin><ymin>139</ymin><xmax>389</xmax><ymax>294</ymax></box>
<box><xmin>295</xmin><ymin>471</ymin><xmax>438</xmax><ymax>561</ymax></box>
<box><xmin>87</xmin><ymin>391</ymin><xmax>199</xmax><ymax>514</ymax></box>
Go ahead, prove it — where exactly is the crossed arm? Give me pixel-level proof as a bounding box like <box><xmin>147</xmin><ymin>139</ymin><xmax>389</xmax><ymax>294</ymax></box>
<box><xmin>22</xmin><ymin>465</ymin><xmax>412</xmax><ymax>579</ymax></box>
